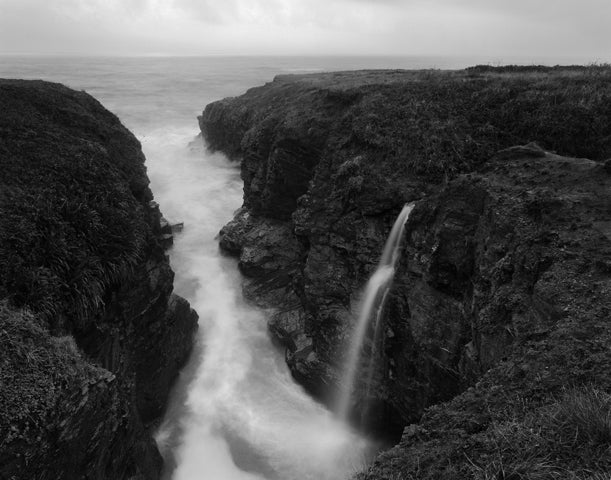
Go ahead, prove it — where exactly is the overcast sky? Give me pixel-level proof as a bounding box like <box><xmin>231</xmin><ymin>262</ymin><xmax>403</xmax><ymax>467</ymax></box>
<box><xmin>0</xmin><ymin>0</ymin><xmax>609</xmax><ymax>59</ymax></box>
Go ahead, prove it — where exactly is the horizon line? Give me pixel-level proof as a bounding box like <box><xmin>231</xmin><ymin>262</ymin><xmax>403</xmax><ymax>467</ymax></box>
<box><xmin>0</xmin><ymin>52</ymin><xmax>609</xmax><ymax>62</ymax></box>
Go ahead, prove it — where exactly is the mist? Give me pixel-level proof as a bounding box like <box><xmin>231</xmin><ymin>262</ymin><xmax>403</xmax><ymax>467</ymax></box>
<box><xmin>0</xmin><ymin>0</ymin><xmax>609</xmax><ymax>60</ymax></box>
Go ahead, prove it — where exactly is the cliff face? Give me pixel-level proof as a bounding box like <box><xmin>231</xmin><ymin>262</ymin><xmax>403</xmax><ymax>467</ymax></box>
<box><xmin>0</xmin><ymin>80</ymin><xmax>198</xmax><ymax>479</ymax></box>
<box><xmin>362</xmin><ymin>147</ymin><xmax>611</xmax><ymax>478</ymax></box>
<box><xmin>200</xmin><ymin>66</ymin><xmax>611</xmax><ymax>446</ymax></box>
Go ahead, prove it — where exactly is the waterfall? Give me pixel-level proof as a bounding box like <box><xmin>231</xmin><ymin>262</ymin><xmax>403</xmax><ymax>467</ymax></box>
<box><xmin>336</xmin><ymin>203</ymin><xmax>415</xmax><ymax>422</ymax></box>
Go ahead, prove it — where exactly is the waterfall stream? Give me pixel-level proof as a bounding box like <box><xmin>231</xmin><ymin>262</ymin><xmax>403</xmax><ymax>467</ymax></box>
<box><xmin>336</xmin><ymin>203</ymin><xmax>415</xmax><ymax>421</ymax></box>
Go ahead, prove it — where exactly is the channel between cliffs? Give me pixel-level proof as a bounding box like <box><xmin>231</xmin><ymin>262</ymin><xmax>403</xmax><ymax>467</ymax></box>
<box><xmin>200</xmin><ymin>67</ymin><xmax>611</xmax><ymax>476</ymax></box>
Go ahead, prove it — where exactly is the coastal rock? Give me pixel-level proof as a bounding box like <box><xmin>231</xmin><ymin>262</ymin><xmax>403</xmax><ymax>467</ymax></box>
<box><xmin>201</xmin><ymin>67</ymin><xmax>611</xmax><ymax>441</ymax></box>
<box><xmin>362</xmin><ymin>151</ymin><xmax>611</xmax><ymax>478</ymax></box>
<box><xmin>0</xmin><ymin>79</ymin><xmax>198</xmax><ymax>479</ymax></box>
<box><xmin>0</xmin><ymin>304</ymin><xmax>162</xmax><ymax>480</ymax></box>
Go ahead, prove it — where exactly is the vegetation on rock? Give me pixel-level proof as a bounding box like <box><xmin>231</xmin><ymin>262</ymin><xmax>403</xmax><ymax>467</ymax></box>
<box><xmin>359</xmin><ymin>148</ymin><xmax>611</xmax><ymax>479</ymax></box>
<box><xmin>0</xmin><ymin>79</ymin><xmax>197</xmax><ymax>480</ymax></box>
<box><xmin>0</xmin><ymin>80</ymin><xmax>149</xmax><ymax>328</ymax></box>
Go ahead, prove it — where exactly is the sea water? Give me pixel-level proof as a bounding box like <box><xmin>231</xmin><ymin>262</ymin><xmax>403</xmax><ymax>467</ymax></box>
<box><xmin>0</xmin><ymin>54</ymin><xmax>547</xmax><ymax>479</ymax></box>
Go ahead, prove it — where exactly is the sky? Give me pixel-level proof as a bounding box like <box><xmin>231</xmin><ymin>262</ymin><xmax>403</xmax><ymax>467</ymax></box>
<box><xmin>0</xmin><ymin>0</ymin><xmax>609</xmax><ymax>60</ymax></box>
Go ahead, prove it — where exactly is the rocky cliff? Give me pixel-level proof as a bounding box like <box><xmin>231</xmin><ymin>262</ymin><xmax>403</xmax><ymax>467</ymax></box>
<box><xmin>0</xmin><ymin>80</ymin><xmax>198</xmax><ymax>480</ymax></box>
<box><xmin>200</xmin><ymin>66</ymin><xmax>611</xmax><ymax>475</ymax></box>
<box><xmin>360</xmin><ymin>143</ymin><xmax>611</xmax><ymax>479</ymax></box>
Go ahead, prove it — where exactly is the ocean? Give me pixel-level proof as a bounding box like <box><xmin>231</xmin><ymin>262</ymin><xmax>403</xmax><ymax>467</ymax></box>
<box><xmin>0</xmin><ymin>54</ymin><xmax>576</xmax><ymax>479</ymax></box>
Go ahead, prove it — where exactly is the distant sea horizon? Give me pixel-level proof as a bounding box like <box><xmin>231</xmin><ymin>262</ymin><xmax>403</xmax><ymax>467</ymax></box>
<box><xmin>1</xmin><ymin>53</ymin><xmax>605</xmax><ymax>132</ymax></box>
<box><xmin>1</xmin><ymin>52</ymin><xmax>607</xmax><ymax>64</ymax></box>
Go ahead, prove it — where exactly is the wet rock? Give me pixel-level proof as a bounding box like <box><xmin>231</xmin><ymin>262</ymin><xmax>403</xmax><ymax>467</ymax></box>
<box><xmin>158</xmin><ymin>218</ymin><xmax>184</xmax><ymax>249</ymax></box>
<box><xmin>160</xmin><ymin>216</ymin><xmax>173</xmax><ymax>234</ymax></box>
<box><xmin>170</xmin><ymin>222</ymin><xmax>184</xmax><ymax>233</ymax></box>
<box><xmin>219</xmin><ymin>207</ymin><xmax>303</xmax><ymax>301</ymax></box>
<box><xmin>159</xmin><ymin>233</ymin><xmax>174</xmax><ymax>249</ymax></box>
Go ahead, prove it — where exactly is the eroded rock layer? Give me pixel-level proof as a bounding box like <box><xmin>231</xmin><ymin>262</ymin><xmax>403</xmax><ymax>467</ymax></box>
<box><xmin>0</xmin><ymin>80</ymin><xmax>198</xmax><ymax>480</ymax></box>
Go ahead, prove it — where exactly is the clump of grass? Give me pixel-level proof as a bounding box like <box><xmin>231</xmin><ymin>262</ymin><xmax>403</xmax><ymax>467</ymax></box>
<box><xmin>467</xmin><ymin>418</ymin><xmax>564</xmax><ymax>480</ymax></box>
<box><xmin>470</xmin><ymin>456</ymin><xmax>565</xmax><ymax>480</ymax></box>
<box><xmin>550</xmin><ymin>387</ymin><xmax>611</xmax><ymax>446</ymax></box>
<box><xmin>0</xmin><ymin>301</ymin><xmax>89</xmax><ymax>442</ymax></box>
<box><xmin>466</xmin><ymin>64</ymin><xmax>611</xmax><ymax>75</ymax></box>
<box><xmin>579</xmin><ymin>474</ymin><xmax>611</xmax><ymax>480</ymax></box>
<box><xmin>469</xmin><ymin>387</ymin><xmax>611</xmax><ymax>480</ymax></box>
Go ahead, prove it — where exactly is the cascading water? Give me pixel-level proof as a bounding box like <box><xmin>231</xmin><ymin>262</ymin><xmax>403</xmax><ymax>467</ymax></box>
<box><xmin>336</xmin><ymin>203</ymin><xmax>415</xmax><ymax>422</ymax></box>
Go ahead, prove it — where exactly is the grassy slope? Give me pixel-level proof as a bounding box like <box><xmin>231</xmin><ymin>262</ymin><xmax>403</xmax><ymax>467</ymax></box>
<box><xmin>0</xmin><ymin>80</ymin><xmax>151</xmax><ymax>329</ymax></box>
<box><xmin>0</xmin><ymin>79</ymin><xmax>165</xmax><ymax>479</ymax></box>
<box><xmin>218</xmin><ymin>66</ymin><xmax>611</xmax><ymax>178</ymax></box>
<box><xmin>322</xmin><ymin>66</ymin><xmax>611</xmax><ymax>180</ymax></box>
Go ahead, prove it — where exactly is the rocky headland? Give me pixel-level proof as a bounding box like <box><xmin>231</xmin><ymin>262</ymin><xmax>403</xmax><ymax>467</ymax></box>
<box><xmin>201</xmin><ymin>66</ymin><xmax>611</xmax><ymax>477</ymax></box>
<box><xmin>0</xmin><ymin>80</ymin><xmax>198</xmax><ymax>479</ymax></box>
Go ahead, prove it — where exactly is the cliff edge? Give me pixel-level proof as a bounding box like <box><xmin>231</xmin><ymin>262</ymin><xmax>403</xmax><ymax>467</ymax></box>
<box><xmin>0</xmin><ymin>80</ymin><xmax>198</xmax><ymax>479</ymax></box>
<box><xmin>200</xmin><ymin>66</ymin><xmax>611</xmax><ymax>476</ymax></box>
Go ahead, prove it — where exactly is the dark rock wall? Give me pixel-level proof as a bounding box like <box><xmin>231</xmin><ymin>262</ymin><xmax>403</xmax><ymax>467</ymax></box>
<box><xmin>0</xmin><ymin>80</ymin><xmax>198</xmax><ymax>480</ymax></box>
<box><xmin>362</xmin><ymin>149</ymin><xmax>611</xmax><ymax>479</ymax></box>
<box><xmin>200</xmin><ymin>68</ymin><xmax>611</xmax><ymax>439</ymax></box>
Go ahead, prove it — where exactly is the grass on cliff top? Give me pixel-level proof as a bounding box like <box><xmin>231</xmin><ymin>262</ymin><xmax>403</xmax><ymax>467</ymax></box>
<box><xmin>216</xmin><ymin>65</ymin><xmax>611</xmax><ymax>211</ymax></box>
<box><xmin>341</xmin><ymin>65</ymin><xmax>611</xmax><ymax>181</ymax></box>
<box><xmin>355</xmin><ymin>387</ymin><xmax>611</xmax><ymax>480</ymax></box>
<box><xmin>0</xmin><ymin>80</ymin><xmax>150</xmax><ymax>330</ymax></box>
<box><xmin>0</xmin><ymin>302</ymin><xmax>93</xmax><ymax>450</ymax></box>
<box><xmin>467</xmin><ymin>387</ymin><xmax>611</xmax><ymax>480</ymax></box>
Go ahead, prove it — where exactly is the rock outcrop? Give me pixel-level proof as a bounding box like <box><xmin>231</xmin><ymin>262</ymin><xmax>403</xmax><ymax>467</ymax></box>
<box><xmin>0</xmin><ymin>80</ymin><xmax>198</xmax><ymax>479</ymax></box>
<box><xmin>361</xmin><ymin>147</ymin><xmax>611</xmax><ymax>479</ymax></box>
<box><xmin>200</xmin><ymin>63</ymin><xmax>611</xmax><ymax>465</ymax></box>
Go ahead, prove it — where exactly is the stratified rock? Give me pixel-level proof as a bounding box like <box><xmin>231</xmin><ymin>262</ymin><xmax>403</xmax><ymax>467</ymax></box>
<box><xmin>0</xmin><ymin>79</ymin><xmax>198</xmax><ymax>480</ymax></box>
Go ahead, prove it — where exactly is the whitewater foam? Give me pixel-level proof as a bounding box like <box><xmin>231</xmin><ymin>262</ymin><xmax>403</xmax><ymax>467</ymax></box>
<box><xmin>146</xmin><ymin>128</ymin><xmax>371</xmax><ymax>480</ymax></box>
